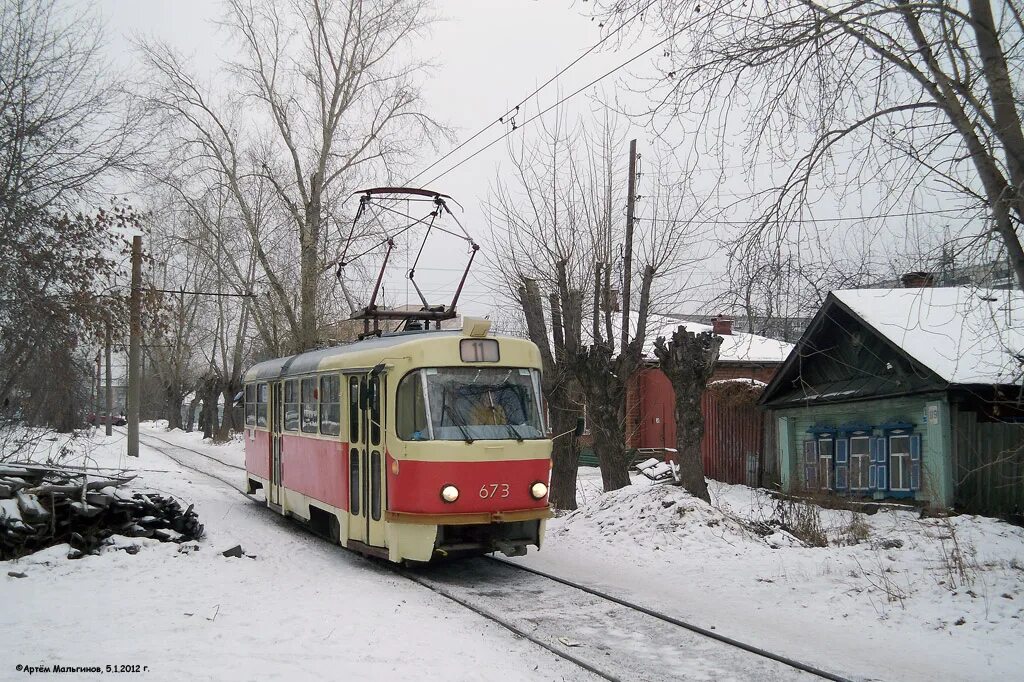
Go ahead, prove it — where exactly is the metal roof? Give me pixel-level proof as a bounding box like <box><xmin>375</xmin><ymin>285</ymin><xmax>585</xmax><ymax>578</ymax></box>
<box><xmin>244</xmin><ymin>330</ymin><xmax>463</xmax><ymax>382</ymax></box>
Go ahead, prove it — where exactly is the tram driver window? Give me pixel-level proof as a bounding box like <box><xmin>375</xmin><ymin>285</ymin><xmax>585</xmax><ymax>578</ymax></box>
<box><xmin>397</xmin><ymin>371</ymin><xmax>429</xmax><ymax>440</ymax></box>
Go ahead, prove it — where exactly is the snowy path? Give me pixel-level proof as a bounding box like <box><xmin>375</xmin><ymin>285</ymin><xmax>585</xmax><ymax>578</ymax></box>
<box><xmin>2</xmin><ymin>430</ymin><xmax>598</xmax><ymax>682</ymax></box>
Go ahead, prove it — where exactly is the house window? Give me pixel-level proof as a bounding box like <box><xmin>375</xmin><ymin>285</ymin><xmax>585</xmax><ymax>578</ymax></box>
<box><xmin>301</xmin><ymin>377</ymin><xmax>318</xmax><ymax>433</ymax></box>
<box><xmin>889</xmin><ymin>434</ymin><xmax>911</xmax><ymax>491</ymax></box>
<box><xmin>817</xmin><ymin>437</ymin><xmax>834</xmax><ymax>490</ymax></box>
<box><xmin>849</xmin><ymin>436</ymin><xmax>870</xmax><ymax>491</ymax></box>
<box><xmin>284</xmin><ymin>380</ymin><xmax>299</xmax><ymax>432</ymax></box>
<box><xmin>319</xmin><ymin>375</ymin><xmax>341</xmax><ymax>436</ymax></box>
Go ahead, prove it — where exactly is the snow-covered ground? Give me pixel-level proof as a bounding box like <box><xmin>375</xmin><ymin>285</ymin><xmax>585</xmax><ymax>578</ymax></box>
<box><xmin>1</xmin><ymin>426</ymin><xmax>591</xmax><ymax>681</ymax></box>
<box><xmin>526</xmin><ymin>468</ymin><xmax>1024</xmax><ymax>682</ymax></box>
<box><xmin>4</xmin><ymin>424</ymin><xmax>1023</xmax><ymax>681</ymax></box>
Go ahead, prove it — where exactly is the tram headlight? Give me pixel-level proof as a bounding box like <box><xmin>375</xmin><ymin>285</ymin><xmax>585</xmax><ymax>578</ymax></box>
<box><xmin>440</xmin><ymin>484</ymin><xmax>460</xmax><ymax>503</ymax></box>
<box><xmin>530</xmin><ymin>481</ymin><xmax>548</xmax><ymax>500</ymax></box>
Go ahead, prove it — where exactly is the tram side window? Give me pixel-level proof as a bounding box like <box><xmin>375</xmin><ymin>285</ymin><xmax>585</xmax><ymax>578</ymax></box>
<box><xmin>301</xmin><ymin>377</ymin><xmax>317</xmax><ymax>433</ymax></box>
<box><xmin>348</xmin><ymin>376</ymin><xmax>359</xmax><ymax>442</ymax></box>
<box><xmin>319</xmin><ymin>375</ymin><xmax>341</xmax><ymax>436</ymax></box>
<box><xmin>284</xmin><ymin>380</ymin><xmax>300</xmax><ymax>431</ymax></box>
<box><xmin>256</xmin><ymin>383</ymin><xmax>268</xmax><ymax>428</ymax></box>
<box><xmin>244</xmin><ymin>384</ymin><xmax>256</xmax><ymax>427</ymax></box>
<box><xmin>396</xmin><ymin>371</ymin><xmax>428</xmax><ymax>440</ymax></box>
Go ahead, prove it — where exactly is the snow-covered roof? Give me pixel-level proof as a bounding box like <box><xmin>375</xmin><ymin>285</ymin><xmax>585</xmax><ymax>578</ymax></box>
<box><xmin>644</xmin><ymin>315</ymin><xmax>794</xmax><ymax>364</ymax></box>
<box><xmin>832</xmin><ymin>287</ymin><xmax>1024</xmax><ymax>385</ymax></box>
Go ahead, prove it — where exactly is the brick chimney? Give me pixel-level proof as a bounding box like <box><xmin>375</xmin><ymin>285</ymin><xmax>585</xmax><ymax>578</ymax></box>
<box><xmin>711</xmin><ymin>315</ymin><xmax>733</xmax><ymax>335</ymax></box>
<box><xmin>900</xmin><ymin>271</ymin><xmax>935</xmax><ymax>288</ymax></box>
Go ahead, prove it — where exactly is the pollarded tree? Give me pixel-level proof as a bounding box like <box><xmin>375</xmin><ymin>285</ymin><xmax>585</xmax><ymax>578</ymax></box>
<box><xmin>652</xmin><ymin>326</ymin><xmax>723</xmax><ymax>504</ymax></box>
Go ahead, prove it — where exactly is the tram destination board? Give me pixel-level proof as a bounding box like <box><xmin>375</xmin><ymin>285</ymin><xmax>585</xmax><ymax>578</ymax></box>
<box><xmin>460</xmin><ymin>338</ymin><xmax>499</xmax><ymax>362</ymax></box>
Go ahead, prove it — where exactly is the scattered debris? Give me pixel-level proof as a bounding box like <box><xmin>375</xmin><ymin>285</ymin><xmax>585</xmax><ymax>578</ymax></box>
<box><xmin>0</xmin><ymin>463</ymin><xmax>204</xmax><ymax>560</ymax></box>
<box><xmin>7</xmin><ymin>571</ymin><xmax>27</xmax><ymax>578</ymax></box>
<box><xmin>557</xmin><ymin>637</ymin><xmax>582</xmax><ymax>647</ymax></box>
<box><xmin>221</xmin><ymin>545</ymin><xmax>244</xmax><ymax>558</ymax></box>
<box><xmin>635</xmin><ymin>458</ymin><xmax>674</xmax><ymax>483</ymax></box>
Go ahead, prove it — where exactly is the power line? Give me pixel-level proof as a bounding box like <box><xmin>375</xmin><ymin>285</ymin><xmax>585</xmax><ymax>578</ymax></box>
<box><xmin>635</xmin><ymin>208</ymin><xmax>978</xmax><ymax>225</ymax></box>
<box><xmin>405</xmin><ymin>0</ymin><xmax>659</xmax><ymax>187</ymax></box>
<box><xmin>418</xmin><ymin>16</ymin><xmax>684</xmax><ymax>188</ymax></box>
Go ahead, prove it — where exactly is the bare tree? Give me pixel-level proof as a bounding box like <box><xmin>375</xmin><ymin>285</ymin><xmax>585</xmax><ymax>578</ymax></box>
<box><xmin>652</xmin><ymin>326</ymin><xmax>723</xmax><ymax>503</ymax></box>
<box><xmin>0</xmin><ymin>0</ymin><xmax>142</xmax><ymax>431</ymax></box>
<box><xmin>140</xmin><ymin>0</ymin><xmax>443</xmax><ymax>353</ymax></box>
<box><xmin>486</xmin><ymin>112</ymin><xmax>591</xmax><ymax>509</ymax></box>
<box><xmin>599</xmin><ymin>0</ymin><xmax>1024</xmax><ymax>289</ymax></box>
<box><xmin>488</xmin><ymin>106</ymin><xmax>703</xmax><ymax>493</ymax></box>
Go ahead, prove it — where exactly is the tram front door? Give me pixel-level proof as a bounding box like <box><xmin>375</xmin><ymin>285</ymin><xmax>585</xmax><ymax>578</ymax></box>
<box><xmin>346</xmin><ymin>373</ymin><xmax>387</xmax><ymax>551</ymax></box>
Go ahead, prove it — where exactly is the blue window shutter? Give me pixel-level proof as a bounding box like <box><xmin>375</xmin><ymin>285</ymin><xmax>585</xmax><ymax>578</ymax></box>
<box><xmin>875</xmin><ymin>437</ymin><xmax>888</xmax><ymax>490</ymax></box>
<box><xmin>836</xmin><ymin>439</ymin><xmax>848</xmax><ymax>464</ymax></box>
<box><xmin>910</xmin><ymin>433</ymin><xmax>922</xmax><ymax>491</ymax></box>
<box><xmin>835</xmin><ymin>465</ymin><xmax>848</xmax><ymax>490</ymax></box>
<box><xmin>803</xmin><ymin>441</ymin><xmax>818</xmax><ymax>488</ymax></box>
<box><xmin>868</xmin><ymin>438</ymin><xmax>877</xmax><ymax>490</ymax></box>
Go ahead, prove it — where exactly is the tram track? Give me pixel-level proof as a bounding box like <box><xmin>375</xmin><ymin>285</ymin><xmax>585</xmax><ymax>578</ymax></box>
<box><xmin>485</xmin><ymin>557</ymin><xmax>854</xmax><ymax>682</ymax></box>
<box><xmin>127</xmin><ymin>430</ymin><xmax>853</xmax><ymax>682</ymax></box>
<box><xmin>402</xmin><ymin>557</ymin><xmax>853</xmax><ymax>682</ymax></box>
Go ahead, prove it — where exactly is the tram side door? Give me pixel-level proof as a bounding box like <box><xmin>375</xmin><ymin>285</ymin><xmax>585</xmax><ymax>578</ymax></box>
<box><xmin>269</xmin><ymin>381</ymin><xmax>283</xmax><ymax>509</ymax></box>
<box><xmin>346</xmin><ymin>375</ymin><xmax>367</xmax><ymax>545</ymax></box>
<box><xmin>365</xmin><ymin>373</ymin><xmax>387</xmax><ymax>548</ymax></box>
<box><xmin>346</xmin><ymin>373</ymin><xmax>387</xmax><ymax>549</ymax></box>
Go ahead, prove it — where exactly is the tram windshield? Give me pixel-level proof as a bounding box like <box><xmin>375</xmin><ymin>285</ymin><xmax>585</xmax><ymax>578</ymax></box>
<box><xmin>396</xmin><ymin>367</ymin><xmax>545</xmax><ymax>441</ymax></box>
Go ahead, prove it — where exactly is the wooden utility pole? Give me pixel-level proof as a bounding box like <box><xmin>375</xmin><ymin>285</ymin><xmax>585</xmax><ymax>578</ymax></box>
<box><xmin>105</xmin><ymin>322</ymin><xmax>113</xmax><ymax>437</ymax></box>
<box><xmin>127</xmin><ymin>235</ymin><xmax>142</xmax><ymax>457</ymax></box>
<box><xmin>620</xmin><ymin>139</ymin><xmax>638</xmax><ymax>351</ymax></box>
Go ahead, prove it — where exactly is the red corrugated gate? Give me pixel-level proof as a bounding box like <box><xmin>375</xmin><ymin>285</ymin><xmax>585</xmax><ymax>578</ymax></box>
<box><xmin>700</xmin><ymin>387</ymin><xmax>764</xmax><ymax>485</ymax></box>
<box><xmin>636</xmin><ymin>366</ymin><xmax>776</xmax><ymax>486</ymax></box>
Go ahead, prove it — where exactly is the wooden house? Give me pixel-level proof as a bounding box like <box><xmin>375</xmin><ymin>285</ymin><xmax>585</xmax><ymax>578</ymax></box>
<box><xmin>761</xmin><ymin>287</ymin><xmax>1024</xmax><ymax>515</ymax></box>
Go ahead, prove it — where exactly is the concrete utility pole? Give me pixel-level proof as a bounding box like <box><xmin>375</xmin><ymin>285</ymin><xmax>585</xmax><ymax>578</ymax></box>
<box><xmin>92</xmin><ymin>350</ymin><xmax>101</xmax><ymax>418</ymax></box>
<box><xmin>128</xmin><ymin>235</ymin><xmax>142</xmax><ymax>457</ymax></box>
<box><xmin>105</xmin><ymin>322</ymin><xmax>113</xmax><ymax>437</ymax></box>
<box><xmin>620</xmin><ymin>138</ymin><xmax>638</xmax><ymax>351</ymax></box>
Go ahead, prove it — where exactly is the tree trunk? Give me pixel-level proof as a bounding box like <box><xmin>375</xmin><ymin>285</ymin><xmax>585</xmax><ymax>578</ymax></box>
<box><xmin>652</xmin><ymin>326</ymin><xmax>722</xmax><ymax>505</ymax></box>
<box><xmin>167</xmin><ymin>393</ymin><xmax>183</xmax><ymax>431</ymax></box>
<box><xmin>674</xmin><ymin>395</ymin><xmax>710</xmax><ymax>504</ymax></box>
<box><xmin>217</xmin><ymin>381</ymin><xmax>242</xmax><ymax>441</ymax></box>
<box><xmin>547</xmin><ymin>385</ymin><xmax>582</xmax><ymax>510</ymax></box>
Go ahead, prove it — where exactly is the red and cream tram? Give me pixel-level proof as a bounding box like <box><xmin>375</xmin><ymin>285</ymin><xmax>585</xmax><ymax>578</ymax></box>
<box><xmin>241</xmin><ymin>318</ymin><xmax>552</xmax><ymax>563</ymax></box>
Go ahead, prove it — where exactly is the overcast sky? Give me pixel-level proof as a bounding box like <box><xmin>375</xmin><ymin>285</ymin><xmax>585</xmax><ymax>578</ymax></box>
<box><xmin>94</xmin><ymin>1</ymin><xmax>974</xmax><ymax>322</ymax></box>
<box><xmin>96</xmin><ymin>0</ymin><xmax>657</xmax><ymax>319</ymax></box>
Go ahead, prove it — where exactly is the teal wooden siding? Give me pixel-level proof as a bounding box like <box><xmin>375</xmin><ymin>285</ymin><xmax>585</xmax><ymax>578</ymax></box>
<box><xmin>772</xmin><ymin>394</ymin><xmax>953</xmax><ymax>507</ymax></box>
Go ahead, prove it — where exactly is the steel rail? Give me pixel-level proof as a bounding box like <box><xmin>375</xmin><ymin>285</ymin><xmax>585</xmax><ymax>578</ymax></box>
<box><xmin>397</xmin><ymin>567</ymin><xmax>620</xmax><ymax>682</ymax></box>
<box><xmin>486</xmin><ymin>557</ymin><xmax>853</xmax><ymax>682</ymax></box>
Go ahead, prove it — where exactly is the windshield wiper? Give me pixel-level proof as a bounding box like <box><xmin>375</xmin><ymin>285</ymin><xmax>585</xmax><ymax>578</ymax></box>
<box><xmin>444</xmin><ymin>405</ymin><xmax>474</xmax><ymax>444</ymax></box>
<box><xmin>505</xmin><ymin>423</ymin><xmax>524</xmax><ymax>442</ymax></box>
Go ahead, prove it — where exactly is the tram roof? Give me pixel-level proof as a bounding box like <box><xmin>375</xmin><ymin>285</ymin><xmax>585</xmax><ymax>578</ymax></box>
<box><xmin>244</xmin><ymin>330</ymin><xmax>465</xmax><ymax>382</ymax></box>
